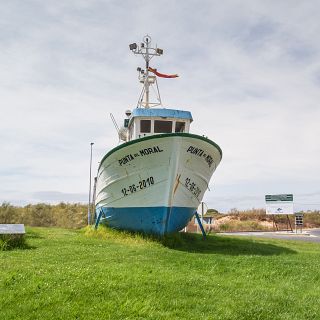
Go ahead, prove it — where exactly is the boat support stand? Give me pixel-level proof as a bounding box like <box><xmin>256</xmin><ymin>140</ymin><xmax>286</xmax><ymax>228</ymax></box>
<box><xmin>194</xmin><ymin>211</ymin><xmax>206</xmax><ymax>239</ymax></box>
<box><xmin>94</xmin><ymin>208</ymin><xmax>106</xmax><ymax>229</ymax></box>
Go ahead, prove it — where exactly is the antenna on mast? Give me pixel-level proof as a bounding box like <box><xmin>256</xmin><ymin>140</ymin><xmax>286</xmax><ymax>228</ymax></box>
<box><xmin>110</xmin><ymin>113</ymin><xmax>120</xmax><ymax>133</ymax></box>
<box><xmin>129</xmin><ymin>35</ymin><xmax>163</xmax><ymax>108</ymax></box>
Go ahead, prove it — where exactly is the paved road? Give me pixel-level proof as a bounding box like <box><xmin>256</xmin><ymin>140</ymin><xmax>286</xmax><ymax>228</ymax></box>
<box><xmin>220</xmin><ymin>229</ymin><xmax>320</xmax><ymax>243</ymax></box>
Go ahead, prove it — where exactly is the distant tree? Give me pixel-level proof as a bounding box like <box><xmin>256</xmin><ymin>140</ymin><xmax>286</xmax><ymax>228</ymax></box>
<box><xmin>207</xmin><ymin>209</ymin><xmax>219</xmax><ymax>214</ymax></box>
<box><xmin>228</xmin><ymin>208</ymin><xmax>239</xmax><ymax>215</ymax></box>
<box><xmin>0</xmin><ymin>202</ymin><xmax>16</xmax><ymax>223</ymax></box>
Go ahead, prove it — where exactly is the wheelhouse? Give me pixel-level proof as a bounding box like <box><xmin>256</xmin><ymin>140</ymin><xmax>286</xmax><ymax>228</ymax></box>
<box><xmin>126</xmin><ymin>108</ymin><xmax>193</xmax><ymax>141</ymax></box>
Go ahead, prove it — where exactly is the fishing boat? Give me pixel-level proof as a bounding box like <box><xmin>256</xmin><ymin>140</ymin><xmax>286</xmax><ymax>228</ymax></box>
<box><xmin>94</xmin><ymin>35</ymin><xmax>222</xmax><ymax>235</ymax></box>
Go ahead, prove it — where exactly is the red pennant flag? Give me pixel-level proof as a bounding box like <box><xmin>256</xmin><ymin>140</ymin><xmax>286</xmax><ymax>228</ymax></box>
<box><xmin>148</xmin><ymin>67</ymin><xmax>179</xmax><ymax>78</ymax></box>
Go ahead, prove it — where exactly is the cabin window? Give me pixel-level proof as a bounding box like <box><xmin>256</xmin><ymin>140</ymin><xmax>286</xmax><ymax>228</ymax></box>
<box><xmin>140</xmin><ymin>120</ymin><xmax>151</xmax><ymax>133</ymax></box>
<box><xmin>154</xmin><ymin>120</ymin><xmax>172</xmax><ymax>133</ymax></box>
<box><xmin>175</xmin><ymin>121</ymin><xmax>185</xmax><ymax>133</ymax></box>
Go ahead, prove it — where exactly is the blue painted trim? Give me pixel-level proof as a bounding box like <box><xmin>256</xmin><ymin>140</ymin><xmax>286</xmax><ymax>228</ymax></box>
<box><xmin>131</xmin><ymin>108</ymin><xmax>193</xmax><ymax>121</ymax></box>
<box><xmin>95</xmin><ymin>206</ymin><xmax>196</xmax><ymax>235</ymax></box>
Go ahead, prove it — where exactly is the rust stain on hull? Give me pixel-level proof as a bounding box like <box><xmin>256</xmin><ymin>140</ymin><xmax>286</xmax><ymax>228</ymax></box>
<box><xmin>173</xmin><ymin>174</ymin><xmax>181</xmax><ymax>195</ymax></box>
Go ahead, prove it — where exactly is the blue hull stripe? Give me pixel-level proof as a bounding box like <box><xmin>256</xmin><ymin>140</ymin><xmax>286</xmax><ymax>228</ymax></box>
<box><xmin>96</xmin><ymin>206</ymin><xmax>196</xmax><ymax>235</ymax></box>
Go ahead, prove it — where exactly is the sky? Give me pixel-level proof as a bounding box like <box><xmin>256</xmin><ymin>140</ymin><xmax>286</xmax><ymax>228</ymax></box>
<box><xmin>0</xmin><ymin>0</ymin><xmax>319</xmax><ymax>212</ymax></box>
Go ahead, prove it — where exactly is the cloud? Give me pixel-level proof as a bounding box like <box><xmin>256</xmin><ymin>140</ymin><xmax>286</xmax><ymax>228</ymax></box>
<box><xmin>32</xmin><ymin>191</ymin><xmax>87</xmax><ymax>203</ymax></box>
<box><xmin>0</xmin><ymin>1</ymin><xmax>319</xmax><ymax>211</ymax></box>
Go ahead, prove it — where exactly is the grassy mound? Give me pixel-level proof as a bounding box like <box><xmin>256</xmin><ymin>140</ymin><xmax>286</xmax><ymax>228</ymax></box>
<box><xmin>1</xmin><ymin>227</ymin><xmax>320</xmax><ymax>319</ymax></box>
<box><xmin>85</xmin><ymin>225</ymin><xmax>296</xmax><ymax>255</ymax></box>
<box><xmin>84</xmin><ymin>225</ymin><xmax>187</xmax><ymax>248</ymax></box>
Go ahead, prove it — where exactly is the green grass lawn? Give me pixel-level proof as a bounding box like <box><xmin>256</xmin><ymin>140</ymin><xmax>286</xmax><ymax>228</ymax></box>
<box><xmin>1</xmin><ymin>227</ymin><xmax>320</xmax><ymax>320</ymax></box>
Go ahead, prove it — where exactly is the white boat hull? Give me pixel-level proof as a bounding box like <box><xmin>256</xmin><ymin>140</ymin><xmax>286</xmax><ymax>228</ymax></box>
<box><xmin>95</xmin><ymin>133</ymin><xmax>222</xmax><ymax>235</ymax></box>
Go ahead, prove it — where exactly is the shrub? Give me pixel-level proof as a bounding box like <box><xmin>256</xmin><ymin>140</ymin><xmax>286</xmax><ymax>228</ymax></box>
<box><xmin>0</xmin><ymin>202</ymin><xmax>88</xmax><ymax>228</ymax></box>
<box><xmin>0</xmin><ymin>234</ymin><xmax>27</xmax><ymax>251</ymax></box>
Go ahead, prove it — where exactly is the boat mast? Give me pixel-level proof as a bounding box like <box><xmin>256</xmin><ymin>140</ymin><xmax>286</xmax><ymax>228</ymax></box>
<box><xmin>145</xmin><ymin>37</ymin><xmax>150</xmax><ymax>107</ymax></box>
<box><xmin>129</xmin><ymin>35</ymin><xmax>163</xmax><ymax>108</ymax></box>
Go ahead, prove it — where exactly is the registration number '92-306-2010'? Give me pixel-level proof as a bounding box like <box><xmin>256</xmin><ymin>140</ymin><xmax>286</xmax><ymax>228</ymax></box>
<box><xmin>121</xmin><ymin>177</ymin><xmax>155</xmax><ymax>196</ymax></box>
<box><xmin>185</xmin><ymin>177</ymin><xmax>201</xmax><ymax>198</ymax></box>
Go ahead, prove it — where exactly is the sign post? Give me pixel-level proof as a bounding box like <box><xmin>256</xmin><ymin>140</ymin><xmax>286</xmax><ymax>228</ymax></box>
<box><xmin>294</xmin><ymin>213</ymin><xmax>303</xmax><ymax>233</ymax></box>
<box><xmin>265</xmin><ymin>194</ymin><xmax>294</xmax><ymax>232</ymax></box>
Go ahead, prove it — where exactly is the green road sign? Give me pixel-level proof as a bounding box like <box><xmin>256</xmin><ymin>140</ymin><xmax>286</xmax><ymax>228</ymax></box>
<box><xmin>265</xmin><ymin>194</ymin><xmax>293</xmax><ymax>202</ymax></box>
